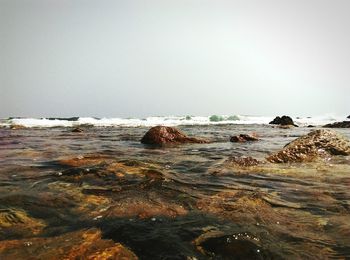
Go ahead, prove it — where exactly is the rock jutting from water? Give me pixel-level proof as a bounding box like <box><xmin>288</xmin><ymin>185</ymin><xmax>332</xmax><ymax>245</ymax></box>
<box><xmin>267</xmin><ymin>129</ymin><xmax>350</xmax><ymax>163</ymax></box>
<box><xmin>323</xmin><ymin>121</ymin><xmax>350</xmax><ymax>128</ymax></box>
<box><xmin>269</xmin><ymin>115</ymin><xmax>298</xmax><ymax>127</ymax></box>
<box><xmin>71</xmin><ymin>127</ymin><xmax>84</xmax><ymax>132</ymax></box>
<box><xmin>141</xmin><ymin>126</ymin><xmax>209</xmax><ymax>146</ymax></box>
<box><xmin>230</xmin><ymin>133</ymin><xmax>259</xmax><ymax>142</ymax></box>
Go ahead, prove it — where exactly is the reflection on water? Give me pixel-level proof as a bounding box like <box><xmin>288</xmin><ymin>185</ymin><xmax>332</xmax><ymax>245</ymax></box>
<box><xmin>0</xmin><ymin>125</ymin><xmax>350</xmax><ymax>259</ymax></box>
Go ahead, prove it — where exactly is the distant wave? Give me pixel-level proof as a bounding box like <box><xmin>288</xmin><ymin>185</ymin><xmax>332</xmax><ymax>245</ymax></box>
<box><xmin>0</xmin><ymin>114</ymin><xmax>348</xmax><ymax>128</ymax></box>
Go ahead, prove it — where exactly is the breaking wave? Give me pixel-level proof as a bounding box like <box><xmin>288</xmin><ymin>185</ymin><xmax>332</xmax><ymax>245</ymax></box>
<box><xmin>0</xmin><ymin>114</ymin><xmax>347</xmax><ymax>128</ymax></box>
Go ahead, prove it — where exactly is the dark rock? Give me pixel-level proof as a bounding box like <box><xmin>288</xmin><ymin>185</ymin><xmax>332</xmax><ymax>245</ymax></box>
<box><xmin>71</xmin><ymin>127</ymin><xmax>84</xmax><ymax>132</ymax></box>
<box><xmin>267</xmin><ymin>129</ymin><xmax>350</xmax><ymax>163</ymax></box>
<box><xmin>226</xmin><ymin>156</ymin><xmax>260</xmax><ymax>167</ymax></box>
<box><xmin>323</xmin><ymin>121</ymin><xmax>350</xmax><ymax>128</ymax></box>
<box><xmin>347</xmin><ymin>115</ymin><xmax>350</xmax><ymax>119</ymax></box>
<box><xmin>230</xmin><ymin>134</ymin><xmax>259</xmax><ymax>143</ymax></box>
<box><xmin>307</xmin><ymin>125</ymin><xmax>315</xmax><ymax>128</ymax></box>
<box><xmin>45</xmin><ymin>117</ymin><xmax>80</xmax><ymax>121</ymax></box>
<box><xmin>194</xmin><ymin>230</ymin><xmax>272</xmax><ymax>259</ymax></box>
<box><xmin>141</xmin><ymin>126</ymin><xmax>208</xmax><ymax>146</ymax></box>
<box><xmin>269</xmin><ymin>115</ymin><xmax>297</xmax><ymax>127</ymax></box>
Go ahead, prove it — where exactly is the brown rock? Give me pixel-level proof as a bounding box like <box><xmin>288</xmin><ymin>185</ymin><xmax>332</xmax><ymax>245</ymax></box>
<box><xmin>267</xmin><ymin>129</ymin><xmax>350</xmax><ymax>163</ymax></box>
<box><xmin>230</xmin><ymin>134</ymin><xmax>259</xmax><ymax>142</ymax></box>
<box><xmin>10</xmin><ymin>125</ymin><xmax>26</xmax><ymax>130</ymax></box>
<box><xmin>141</xmin><ymin>126</ymin><xmax>208</xmax><ymax>146</ymax></box>
<box><xmin>226</xmin><ymin>156</ymin><xmax>260</xmax><ymax>167</ymax></box>
<box><xmin>323</xmin><ymin>121</ymin><xmax>350</xmax><ymax>128</ymax></box>
<box><xmin>0</xmin><ymin>208</ymin><xmax>46</xmax><ymax>238</ymax></box>
<box><xmin>58</xmin><ymin>154</ymin><xmax>112</xmax><ymax>167</ymax></box>
<box><xmin>0</xmin><ymin>228</ymin><xmax>138</xmax><ymax>260</ymax></box>
<box><xmin>105</xmin><ymin>196</ymin><xmax>187</xmax><ymax>219</ymax></box>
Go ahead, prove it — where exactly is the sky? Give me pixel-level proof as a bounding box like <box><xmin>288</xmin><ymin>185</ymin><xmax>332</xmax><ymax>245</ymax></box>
<box><xmin>0</xmin><ymin>0</ymin><xmax>349</xmax><ymax>118</ymax></box>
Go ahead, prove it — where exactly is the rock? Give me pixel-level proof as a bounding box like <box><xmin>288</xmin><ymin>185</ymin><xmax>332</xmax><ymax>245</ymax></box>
<box><xmin>267</xmin><ymin>129</ymin><xmax>350</xmax><ymax>163</ymax></box>
<box><xmin>230</xmin><ymin>134</ymin><xmax>259</xmax><ymax>142</ymax></box>
<box><xmin>58</xmin><ymin>154</ymin><xmax>112</xmax><ymax>167</ymax></box>
<box><xmin>225</xmin><ymin>156</ymin><xmax>260</xmax><ymax>167</ymax></box>
<box><xmin>194</xmin><ymin>230</ymin><xmax>267</xmax><ymax>259</ymax></box>
<box><xmin>141</xmin><ymin>126</ymin><xmax>208</xmax><ymax>146</ymax></box>
<box><xmin>45</xmin><ymin>117</ymin><xmax>80</xmax><ymax>121</ymax></box>
<box><xmin>105</xmin><ymin>196</ymin><xmax>187</xmax><ymax>219</ymax></box>
<box><xmin>278</xmin><ymin>125</ymin><xmax>295</xmax><ymax>129</ymax></box>
<box><xmin>10</xmin><ymin>125</ymin><xmax>26</xmax><ymax>130</ymax></box>
<box><xmin>347</xmin><ymin>115</ymin><xmax>350</xmax><ymax>119</ymax></box>
<box><xmin>323</xmin><ymin>121</ymin><xmax>350</xmax><ymax>128</ymax></box>
<box><xmin>0</xmin><ymin>228</ymin><xmax>138</xmax><ymax>259</ymax></box>
<box><xmin>307</xmin><ymin>125</ymin><xmax>315</xmax><ymax>128</ymax></box>
<box><xmin>72</xmin><ymin>127</ymin><xmax>84</xmax><ymax>132</ymax></box>
<box><xmin>0</xmin><ymin>208</ymin><xmax>46</xmax><ymax>238</ymax></box>
<box><xmin>269</xmin><ymin>115</ymin><xmax>297</xmax><ymax>127</ymax></box>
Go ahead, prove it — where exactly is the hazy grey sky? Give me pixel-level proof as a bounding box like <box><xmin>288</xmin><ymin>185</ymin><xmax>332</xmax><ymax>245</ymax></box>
<box><xmin>1</xmin><ymin>0</ymin><xmax>349</xmax><ymax>117</ymax></box>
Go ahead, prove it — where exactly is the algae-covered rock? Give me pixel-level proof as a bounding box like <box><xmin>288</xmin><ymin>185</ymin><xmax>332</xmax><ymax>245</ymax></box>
<box><xmin>267</xmin><ymin>129</ymin><xmax>350</xmax><ymax>163</ymax></box>
<box><xmin>0</xmin><ymin>208</ymin><xmax>46</xmax><ymax>238</ymax></box>
<box><xmin>225</xmin><ymin>156</ymin><xmax>261</xmax><ymax>167</ymax></box>
<box><xmin>0</xmin><ymin>228</ymin><xmax>138</xmax><ymax>260</ymax></box>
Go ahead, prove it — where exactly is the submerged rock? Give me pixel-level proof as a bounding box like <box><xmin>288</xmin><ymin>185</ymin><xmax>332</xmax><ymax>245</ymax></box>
<box><xmin>230</xmin><ymin>134</ymin><xmax>259</xmax><ymax>143</ymax></box>
<box><xmin>323</xmin><ymin>121</ymin><xmax>350</xmax><ymax>128</ymax></box>
<box><xmin>226</xmin><ymin>156</ymin><xmax>261</xmax><ymax>167</ymax></box>
<box><xmin>267</xmin><ymin>129</ymin><xmax>350</xmax><ymax>163</ymax></box>
<box><xmin>269</xmin><ymin>116</ymin><xmax>297</xmax><ymax>127</ymax></box>
<box><xmin>194</xmin><ymin>230</ymin><xmax>267</xmax><ymax>259</ymax></box>
<box><xmin>0</xmin><ymin>208</ymin><xmax>46</xmax><ymax>238</ymax></box>
<box><xmin>0</xmin><ymin>228</ymin><xmax>138</xmax><ymax>259</ymax></box>
<box><xmin>58</xmin><ymin>154</ymin><xmax>112</xmax><ymax>167</ymax></box>
<box><xmin>141</xmin><ymin>126</ymin><xmax>208</xmax><ymax>146</ymax></box>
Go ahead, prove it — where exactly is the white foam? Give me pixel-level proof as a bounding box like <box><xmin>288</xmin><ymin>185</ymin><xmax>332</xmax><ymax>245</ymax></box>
<box><xmin>1</xmin><ymin>114</ymin><xmax>348</xmax><ymax>128</ymax></box>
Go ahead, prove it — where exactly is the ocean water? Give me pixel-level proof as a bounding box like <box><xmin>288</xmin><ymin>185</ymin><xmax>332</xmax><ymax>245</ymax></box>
<box><xmin>1</xmin><ymin>113</ymin><xmax>347</xmax><ymax>128</ymax></box>
<box><xmin>0</xmin><ymin>119</ymin><xmax>350</xmax><ymax>259</ymax></box>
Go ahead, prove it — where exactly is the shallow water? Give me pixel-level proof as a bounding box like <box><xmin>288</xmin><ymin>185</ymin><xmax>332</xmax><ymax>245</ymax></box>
<box><xmin>0</xmin><ymin>125</ymin><xmax>350</xmax><ymax>259</ymax></box>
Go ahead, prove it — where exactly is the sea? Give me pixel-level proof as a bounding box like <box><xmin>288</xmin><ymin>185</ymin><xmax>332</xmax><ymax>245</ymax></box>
<box><xmin>0</xmin><ymin>114</ymin><xmax>349</xmax><ymax>259</ymax></box>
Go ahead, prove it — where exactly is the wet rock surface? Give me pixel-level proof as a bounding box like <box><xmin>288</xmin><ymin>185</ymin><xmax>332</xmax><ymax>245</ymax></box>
<box><xmin>141</xmin><ymin>126</ymin><xmax>208</xmax><ymax>146</ymax></box>
<box><xmin>267</xmin><ymin>129</ymin><xmax>350</xmax><ymax>163</ymax></box>
<box><xmin>225</xmin><ymin>156</ymin><xmax>261</xmax><ymax>167</ymax></box>
<box><xmin>0</xmin><ymin>228</ymin><xmax>138</xmax><ymax>260</ymax></box>
<box><xmin>230</xmin><ymin>133</ymin><xmax>259</xmax><ymax>142</ymax></box>
<box><xmin>324</xmin><ymin>121</ymin><xmax>350</xmax><ymax>128</ymax></box>
<box><xmin>269</xmin><ymin>115</ymin><xmax>297</xmax><ymax>126</ymax></box>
